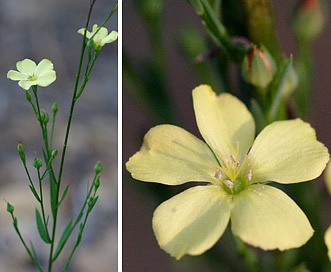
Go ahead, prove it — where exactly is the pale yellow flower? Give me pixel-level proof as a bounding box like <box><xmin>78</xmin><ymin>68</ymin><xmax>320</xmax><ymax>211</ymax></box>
<box><xmin>126</xmin><ymin>85</ymin><xmax>329</xmax><ymax>259</ymax></box>
<box><xmin>7</xmin><ymin>59</ymin><xmax>56</xmax><ymax>90</ymax></box>
<box><xmin>78</xmin><ymin>24</ymin><xmax>118</xmax><ymax>50</ymax></box>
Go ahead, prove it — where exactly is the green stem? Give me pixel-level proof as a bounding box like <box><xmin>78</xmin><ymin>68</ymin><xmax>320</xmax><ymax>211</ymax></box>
<box><xmin>38</xmin><ymin>167</ymin><xmax>50</xmax><ymax>239</ymax></box>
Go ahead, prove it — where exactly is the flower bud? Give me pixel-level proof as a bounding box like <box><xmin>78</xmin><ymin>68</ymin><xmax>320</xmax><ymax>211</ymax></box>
<box><xmin>33</xmin><ymin>157</ymin><xmax>43</xmax><ymax>169</ymax></box>
<box><xmin>281</xmin><ymin>65</ymin><xmax>299</xmax><ymax>98</ymax></box>
<box><xmin>40</xmin><ymin>110</ymin><xmax>49</xmax><ymax>124</ymax></box>
<box><xmin>241</xmin><ymin>45</ymin><xmax>276</xmax><ymax>88</ymax></box>
<box><xmin>6</xmin><ymin>202</ymin><xmax>14</xmax><ymax>213</ymax></box>
<box><xmin>292</xmin><ymin>0</ymin><xmax>325</xmax><ymax>43</ymax></box>
<box><xmin>94</xmin><ymin>177</ymin><xmax>100</xmax><ymax>190</ymax></box>
<box><xmin>25</xmin><ymin>91</ymin><xmax>32</xmax><ymax>102</ymax></box>
<box><xmin>52</xmin><ymin>102</ymin><xmax>58</xmax><ymax>114</ymax></box>
<box><xmin>94</xmin><ymin>161</ymin><xmax>103</xmax><ymax>174</ymax></box>
<box><xmin>17</xmin><ymin>141</ymin><xmax>26</xmax><ymax>164</ymax></box>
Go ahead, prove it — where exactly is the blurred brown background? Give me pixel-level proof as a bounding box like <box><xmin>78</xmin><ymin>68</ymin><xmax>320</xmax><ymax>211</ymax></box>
<box><xmin>0</xmin><ymin>0</ymin><xmax>118</xmax><ymax>271</ymax></box>
<box><xmin>123</xmin><ymin>1</ymin><xmax>331</xmax><ymax>271</ymax></box>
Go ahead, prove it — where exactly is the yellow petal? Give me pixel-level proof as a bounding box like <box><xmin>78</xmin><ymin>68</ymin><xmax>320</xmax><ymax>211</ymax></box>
<box><xmin>249</xmin><ymin>119</ymin><xmax>329</xmax><ymax>184</ymax></box>
<box><xmin>231</xmin><ymin>184</ymin><xmax>314</xmax><ymax>250</ymax></box>
<box><xmin>324</xmin><ymin>162</ymin><xmax>331</xmax><ymax>195</ymax></box>
<box><xmin>126</xmin><ymin>125</ymin><xmax>219</xmax><ymax>185</ymax></box>
<box><xmin>153</xmin><ymin>185</ymin><xmax>231</xmax><ymax>259</ymax></box>
<box><xmin>192</xmin><ymin>85</ymin><xmax>255</xmax><ymax>159</ymax></box>
<box><xmin>324</xmin><ymin>225</ymin><xmax>331</xmax><ymax>261</ymax></box>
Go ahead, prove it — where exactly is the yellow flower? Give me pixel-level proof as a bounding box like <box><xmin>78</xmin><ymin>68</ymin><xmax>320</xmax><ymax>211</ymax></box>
<box><xmin>7</xmin><ymin>59</ymin><xmax>56</xmax><ymax>90</ymax></box>
<box><xmin>126</xmin><ymin>85</ymin><xmax>330</xmax><ymax>259</ymax></box>
<box><xmin>77</xmin><ymin>24</ymin><xmax>118</xmax><ymax>50</ymax></box>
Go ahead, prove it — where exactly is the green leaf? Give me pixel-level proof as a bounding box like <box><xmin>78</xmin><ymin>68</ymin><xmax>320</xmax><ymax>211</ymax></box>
<box><xmin>29</xmin><ymin>185</ymin><xmax>41</xmax><ymax>202</ymax></box>
<box><xmin>57</xmin><ymin>184</ymin><xmax>70</xmax><ymax>208</ymax></box>
<box><xmin>30</xmin><ymin>241</ymin><xmax>43</xmax><ymax>272</ymax></box>
<box><xmin>53</xmin><ymin>220</ymin><xmax>73</xmax><ymax>261</ymax></box>
<box><xmin>35</xmin><ymin>208</ymin><xmax>51</xmax><ymax>243</ymax></box>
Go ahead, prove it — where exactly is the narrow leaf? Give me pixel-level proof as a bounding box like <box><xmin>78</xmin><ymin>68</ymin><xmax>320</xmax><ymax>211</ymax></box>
<box><xmin>35</xmin><ymin>208</ymin><xmax>51</xmax><ymax>243</ymax></box>
<box><xmin>29</xmin><ymin>185</ymin><xmax>41</xmax><ymax>202</ymax></box>
<box><xmin>30</xmin><ymin>241</ymin><xmax>43</xmax><ymax>272</ymax></box>
<box><xmin>57</xmin><ymin>184</ymin><xmax>70</xmax><ymax>208</ymax></box>
<box><xmin>53</xmin><ymin>220</ymin><xmax>73</xmax><ymax>261</ymax></box>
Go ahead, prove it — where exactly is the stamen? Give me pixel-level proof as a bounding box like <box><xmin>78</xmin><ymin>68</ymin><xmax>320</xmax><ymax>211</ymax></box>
<box><xmin>223</xmin><ymin>179</ymin><xmax>234</xmax><ymax>189</ymax></box>
<box><xmin>214</xmin><ymin>170</ymin><xmax>222</xmax><ymax>179</ymax></box>
<box><xmin>246</xmin><ymin>169</ymin><xmax>252</xmax><ymax>181</ymax></box>
<box><xmin>230</xmin><ymin>155</ymin><xmax>236</xmax><ymax>164</ymax></box>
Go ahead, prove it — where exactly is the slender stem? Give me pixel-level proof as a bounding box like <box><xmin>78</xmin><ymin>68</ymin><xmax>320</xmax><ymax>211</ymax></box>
<box><xmin>38</xmin><ymin>168</ymin><xmax>50</xmax><ymax>238</ymax></box>
<box><xmin>10</xmin><ymin>213</ymin><xmax>43</xmax><ymax>272</ymax></box>
<box><xmin>48</xmin><ymin>3</ymin><xmax>100</xmax><ymax>270</ymax></box>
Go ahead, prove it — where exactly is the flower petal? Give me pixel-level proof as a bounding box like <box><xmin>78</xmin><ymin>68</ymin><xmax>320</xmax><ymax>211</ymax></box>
<box><xmin>324</xmin><ymin>162</ymin><xmax>331</xmax><ymax>195</ymax></box>
<box><xmin>193</xmin><ymin>85</ymin><xmax>255</xmax><ymax>159</ymax></box>
<box><xmin>18</xmin><ymin>80</ymin><xmax>35</xmax><ymax>90</ymax></box>
<box><xmin>7</xmin><ymin>70</ymin><xmax>29</xmax><ymax>81</ymax></box>
<box><xmin>101</xmin><ymin>30</ymin><xmax>118</xmax><ymax>44</ymax></box>
<box><xmin>126</xmin><ymin>125</ymin><xmax>219</xmax><ymax>185</ymax></box>
<box><xmin>153</xmin><ymin>185</ymin><xmax>231</xmax><ymax>259</ymax></box>
<box><xmin>35</xmin><ymin>59</ymin><xmax>54</xmax><ymax>76</ymax></box>
<box><xmin>231</xmin><ymin>184</ymin><xmax>314</xmax><ymax>250</ymax></box>
<box><xmin>248</xmin><ymin>119</ymin><xmax>329</xmax><ymax>184</ymax></box>
<box><xmin>324</xmin><ymin>225</ymin><xmax>331</xmax><ymax>261</ymax></box>
<box><xmin>36</xmin><ymin>71</ymin><xmax>56</xmax><ymax>87</ymax></box>
<box><xmin>16</xmin><ymin>59</ymin><xmax>36</xmax><ymax>75</ymax></box>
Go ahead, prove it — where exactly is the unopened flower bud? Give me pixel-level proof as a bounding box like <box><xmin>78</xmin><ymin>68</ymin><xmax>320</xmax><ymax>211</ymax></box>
<box><xmin>292</xmin><ymin>0</ymin><xmax>325</xmax><ymax>43</ymax></box>
<box><xmin>51</xmin><ymin>149</ymin><xmax>58</xmax><ymax>159</ymax></box>
<box><xmin>241</xmin><ymin>45</ymin><xmax>276</xmax><ymax>88</ymax></box>
<box><xmin>33</xmin><ymin>157</ymin><xmax>43</xmax><ymax>169</ymax></box>
<box><xmin>52</xmin><ymin>102</ymin><xmax>58</xmax><ymax>114</ymax></box>
<box><xmin>94</xmin><ymin>161</ymin><xmax>103</xmax><ymax>174</ymax></box>
<box><xmin>6</xmin><ymin>202</ymin><xmax>14</xmax><ymax>213</ymax></box>
<box><xmin>94</xmin><ymin>177</ymin><xmax>100</xmax><ymax>190</ymax></box>
<box><xmin>17</xmin><ymin>141</ymin><xmax>26</xmax><ymax>163</ymax></box>
<box><xmin>25</xmin><ymin>91</ymin><xmax>32</xmax><ymax>102</ymax></box>
<box><xmin>282</xmin><ymin>65</ymin><xmax>299</xmax><ymax>98</ymax></box>
<box><xmin>40</xmin><ymin>110</ymin><xmax>49</xmax><ymax>124</ymax></box>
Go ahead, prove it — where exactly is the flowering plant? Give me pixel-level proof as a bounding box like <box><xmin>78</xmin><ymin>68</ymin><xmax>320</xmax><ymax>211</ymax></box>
<box><xmin>4</xmin><ymin>1</ymin><xmax>117</xmax><ymax>271</ymax></box>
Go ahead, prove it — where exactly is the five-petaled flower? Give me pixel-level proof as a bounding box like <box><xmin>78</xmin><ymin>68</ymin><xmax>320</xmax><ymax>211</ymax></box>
<box><xmin>78</xmin><ymin>24</ymin><xmax>118</xmax><ymax>51</ymax></box>
<box><xmin>7</xmin><ymin>59</ymin><xmax>56</xmax><ymax>90</ymax></box>
<box><xmin>126</xmin><ymin>85</ymin><xmax>330</xmax><ymax>259</ymax></box>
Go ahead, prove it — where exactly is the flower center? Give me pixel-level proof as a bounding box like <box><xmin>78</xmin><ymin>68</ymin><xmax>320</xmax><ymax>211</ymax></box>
<box><xmin>28</xmin><ymin>74</ymin><xmax>38</xmax><ymax>81</ymax></box>
<box><xmin>214</xmin><ymin>153</ymin><xmax>252</xmax><ymax>194</ymax></box>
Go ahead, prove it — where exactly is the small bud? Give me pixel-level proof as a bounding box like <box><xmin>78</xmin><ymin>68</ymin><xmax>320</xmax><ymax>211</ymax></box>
<box><xmin>94</xmin><ymin>161</ymin><xmax>103</xmax><ymax>174</ymax></box>
<box><xmin>33</xmin><ymin>157</ymin><xmax>43</xmax><ymax>169</ymax></box>
<box><xmin>292</xmin><ymin>0</ymin><xmax>325</xmax><ymax>43</ymax></box>
<box><xmin>40</xmin><ymin>110</ymin><xmax>49</xmax><ymax>124</ymax></box>
<box><xmin>94</xmin><ymin>177</ymin><xmax>100</xmax><ymax>189</ymax></box>
<box><xmin>52</xmin><ymin>102</ymin><xmax>58</xmax><ymax>114</ymax></box>
<box><xmin>50</xmin><ymin>149</ymin><xmax>58</xmax><ymax>159</ymax></box>
<box><xmin>281</xmin><ymin>64</ymin><xmax>299</xmax><ymax>98</ymax></box>
<box><xmin>6</xmin><ymin>202</ymin><xmax>14</xmax><ymax>213</ymax></box>
<box><xmin>17</xmin><ymin>141</ymin><xmax>26</xmax><ymax>163</ymax></box>
<box><xmin>87</xmin><ymin>39</ymin><xmax>95</xmax><ymax>49</ymax></box>
<box><xmin>241</xmin><ymin>45</ymin><xmax>276</xmax><ymax>88</ymax></box>
<box><xmin>25</xmin><ymin>91</ymin><xmax>32</xmax><ymax>102</ymax></box>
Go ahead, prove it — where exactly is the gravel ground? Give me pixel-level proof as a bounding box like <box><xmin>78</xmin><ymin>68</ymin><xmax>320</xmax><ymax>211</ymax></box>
<box><xmin>0</xmin><ymin>1</ymin><xmax>118</xmax><ymax>271</ymax></box>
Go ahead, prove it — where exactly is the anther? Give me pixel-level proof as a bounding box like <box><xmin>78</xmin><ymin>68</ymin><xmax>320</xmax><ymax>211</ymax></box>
<box><xmin>246</xmin><ymin>169</ymin><xmax>252</xmax><ymax>181</ymax></box>
<box><xmin>223</xmin><ymin>179</ymin><xmax>234</xmax><ymax>189</ymax></box>
<box><xmin>214</xmin><ymin>170</ymin><xmax>222</xmax><ymax>179</ymax></box>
